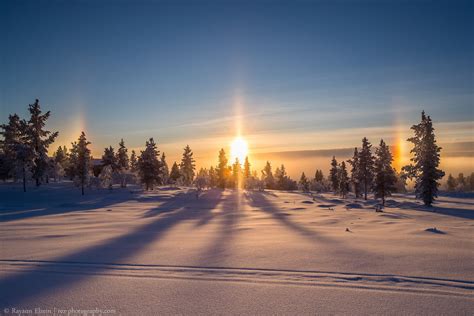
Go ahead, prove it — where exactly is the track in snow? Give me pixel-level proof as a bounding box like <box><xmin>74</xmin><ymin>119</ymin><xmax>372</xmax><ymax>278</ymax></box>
<box><xmin>0</xmin><ymin>259</ymin><xmax>472</xmax><ymax>298</ymax></box>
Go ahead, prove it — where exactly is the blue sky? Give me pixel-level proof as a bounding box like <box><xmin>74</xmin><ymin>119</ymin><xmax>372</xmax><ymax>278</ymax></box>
<box><xmin>1</xmin><ymin>0</ymin><xmax>473</xmax><ymax>172</ymax></box>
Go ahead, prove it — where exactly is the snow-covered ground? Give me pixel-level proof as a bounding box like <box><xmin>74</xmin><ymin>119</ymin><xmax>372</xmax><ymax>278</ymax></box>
<box><xmin>0</xmin><ymin>183</ymin><xmax>473</xmax><ymax>315</ymax></box>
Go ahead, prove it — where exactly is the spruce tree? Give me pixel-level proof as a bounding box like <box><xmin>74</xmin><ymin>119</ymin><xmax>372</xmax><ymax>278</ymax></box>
<box><xmin>275</xmin><ymin>164</ymin><xmax>288</xmax><ymax>190</ymax></box>
<box><xmin>373</xmin><ymin>139</ymin><xmax>397</xmax><ymax>206</ymax></box>
<box><xmin>116</xmin><ymin>139</ymin><xmax>129</xmax><ymax>188</ymax></box>
<box><xmin>216</xmin><ymin>148</ymin><xmax>229</xmax><ymax>189</ymax></box>
<box><xmin>358</xmin><ymin>137</ymin><xmax>375</xmax><ymax>200</ymax></box>
<box><xmin>75</xmin><ymin>132</ymin><xmax>91</xmax><ymax>195</ymax></box>
<box><xmin>314</xmin><ymin>170</ymin><xmax>324</xmax><ymax>182</ymax></box>
<box><xmin>261</xmin><ymin>161</ymin><xmax>274</xmax><ymax>189</ymax></box>
<box><xmin>299</xmin><ymin>172</ymin><xmax>310</xmax><ymax>192</ymax></box>
<box><xmin>169</xmin><ymin>162</ymin><xmax>181</xmax><ymax>184</ymax></box>
<box><xmin>243</xmin><ymin>156</ymin><xmax>251</xmax><ymax>179</ymax></box>
<box><xmin>116</xmin><ymin>139</ymin><xmax>129</xmax><ymax>170</ymax></box>
<box><xmin>338</xmin><ymin>161</ymin><xmax>350</xmax><ymax>198</ymax></box>
<box><xmin>130</xmin><ymin>150</ymin><xmax>138</xmax><ymax>173</ymax></box>
<box><xmin>232</xmin><ymin>158</ymin><xmax>242</xmax><ymax>188</ymax></box>
<box><xmin>347</xmin><ymin>147</ymin><xmax>362</xmax><ymax>198</ymax></box>
<box><xmin>65</xmin><ymin>142</ymin><xmax>78</xmax><ymax>180</ymax></box>
<box><xmin>0</xmin><ymin>114</ymin><xmax>31</xmax><ymax>188</ymax></box>
<box><xmin>209</xmin><ymin>166</ymin><xmax>218</xmax><ymax>188</ymax></box>
<box><xmin>137</xmin><ymin>138</ymin><xmax>162</xmax><ymax>190</ymax></box>
<box><xmin>457</xmin><ymin>173</ymin><xmax>466</xmax><ymax>191</ymax></box>
<box><xmin>26</xmin><ymin>99</ymin><xmax>59</xmax><ymax>186</ymax></box>
<box><xmin>329</xmin><ymin>156</ymin><xmax>339</xmax><ymax>192</ymax></box>
<box><xmin>161</xmin><ymin>153</ymin><xmax>169</xmax><ymax>185</ymax></box>
<box><xmin>180</xmin><ymin>145</ymin><xmax>196</xmax><ymax>186</ymax></box>
<box><xmin>102</xmin><ymin>146</ymin><xmax>117</xmax><ymax>171</ymax></box>
<box><xmin>403</xmin><ymin>111</ymin><xmax>445</xmax><ymax>206</ymax></box>
<box><xmin>54</xmin><ymin>146</ymin><xmax>68</xmax><ymax>168</ymax></box>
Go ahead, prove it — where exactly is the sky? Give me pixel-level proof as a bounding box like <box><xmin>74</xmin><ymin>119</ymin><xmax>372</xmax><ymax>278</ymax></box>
<box><xmin>1</xmin><ymin>0</ymin><xmax>473</xmax><ymax>177</ymax></box>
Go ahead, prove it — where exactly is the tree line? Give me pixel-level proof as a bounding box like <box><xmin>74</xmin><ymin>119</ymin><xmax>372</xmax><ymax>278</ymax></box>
<box><xmin>0</xmin><ymin>100</ymin><xmax>456</xmax><ymax>205</ymax></box>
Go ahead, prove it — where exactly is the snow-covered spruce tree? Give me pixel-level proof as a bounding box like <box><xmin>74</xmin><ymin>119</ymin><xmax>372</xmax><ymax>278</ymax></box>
<box><xmin>160</xmin><ymin>153</ymin><xmax>169</xmax><ymax>185</ymax></box>
<box><xmin>275</xmin><ymin>164</ymin><xmax>291</xmax><ymax>190</ymax></box>
<box><xmin>299</xmin><ymin>172</ymin><xmax>310</xmax><ymax>192</ymax></box>
<box><xmin>53</xmin><ymin>146</ymin><xmax>68</xmax><ymax>181</ymax></box>
<box><xmin>373</xmin><ymin>139</ymin><xmax>397</xmax><ymax>206</ymax></box>
<box><xmin>311</xmin><ymin>169</ymin><xmax>326</xmax><ymax>192</ymax></box>
<box><xmin>180</xmin><ymin>145</ymin><xmax>196</xmax><ymax>186</ymax></box>
<box><xmin>261</xmin><ymin>161</ymin><xmax>274</xmax><ymax>190</ymax></box>
<box><xmin>243</xmin><ymin>156</ymin><xmax>251</xmax><ymax>179</ymax></box>
<box><xmin>169</xmin><ymin>162</ymin><xmax>181</xmax><ymax>184</ymax></box>
<box><xmin>1</xmin><ymin>115</ymin><xmax>23</xmax><ymax>179</ymax></box>
<box><xmin>329</xmin><ymin>156</ymin><xmax>339</xmax><ymax>192</ymax></box>
<box><xmin>314</xmin><ymin>170</ymin><xmax>324</xmax><ymax>182</ymax></box>
<box><xmin>116</xmin><ymin>139</ymin><xmax>129</xmax><ymax>188</ymax></box>
<box><xmin>456</xmin><ymin>173</ymin><xmax>467</xmax><ymax>191</ymax></box>
<box><xmin>216</xmin><ymin>148</ymin><xmax>229</xmax><ymax>189</ymax></box>
<box><xmin>26</xmin><ymin>99</ymin><xmax>59</xmax><ymax>186</ymax></box>
<box><xmin>338</xmin><ymin>161</ymin><xmax>350</xmax><ymax>198</ymax></box>
<box><xmin>357</xmin><ymin>137</ymin><xmax>375</xmax><ymax>200</ymax></box>
<box><xmin>208</xmin><ymin>166</ymin><xmax>217</xmax><ymax>188</ymax></box>
<box><xmin>347</xmin><ymin>147</ymin><xmax>362</xmax><ymax>198</ymax></box>
<box><xmin>75</xmin><ymin>132</ymin><xmax>91</xmax><ymax>196</ymax></box>
<box><xmin>65</xmin><ymin>142</ymin><xmax>78</xmax><ymax>180</ymax></box>
<box><xmin>0</xmin><ymin>115</ymin><xmax>34</xmax><ymax>191</ymax></box>
<box><xmin>194</xmin><ymin>168</ymin><xmax>210</xmax><ymax>191</ymax></box>
<box><xmin>102</xmin><ymin>146</ymin><xmax>117</xmax><ymax>170</ymax></box>
<box><xmin>137</xmin><ymin>138</ymin><xmax>162</xmax><ymax>190</ymax></box>
<box><xmin>402</xmin><ymin>111</ymin><xmax>445</xmax><ymax>206</ymax></box>
<box><xmin>232</xmin><ymin>158</ymin><xmax>242</xmax><ymax>188</ymax></box>
<box><xmin>446</xmin><ymin>174</ymin><xmax>456</xmax><ymax>192</ymax></box>
<box><xmin>99</xmin><ymin>165</ymin><xmax>114</xmax><ymax>189</ymax></box>
<box><xmin>130</xmin><ymin>150</ymin><xmax>138</xmax><ymax>173</ymax></box>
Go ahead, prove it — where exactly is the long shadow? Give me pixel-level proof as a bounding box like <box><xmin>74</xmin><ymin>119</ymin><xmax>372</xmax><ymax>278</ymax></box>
<box><xmin>197</xmin><ymin>190</ymin><xmax>244</xmax><ymax>265</ymax></box>
<box><xmin>387</xmin><ymin>199</ymin><xmax>474</xmax><ymax>220</ymax></box>
<box><xmin>0</xmin><ymin>189</ymin><xmax>223</xmax><ymax>307</ymax></box>
<box><xmin>244</xmin><ymin>191</ymin><xmax>379</xmax><ymax>268</ymax></box>
<box><xmin>0</xmin><ymin>184</ymin><xmax>189</xmax><ymax>222</ymax></box>
<box><xmin>245</xmin><ymin>191</ymin><xmax>338</xmax><ymax>243</ymax></box>
<box><xmin>423</xmin><ymin>205</ymin><xmax>474</xmax><ymax>220</ymax></box>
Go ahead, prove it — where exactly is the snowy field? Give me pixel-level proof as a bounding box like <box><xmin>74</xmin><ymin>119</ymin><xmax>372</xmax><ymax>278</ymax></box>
<box><xmin>0</xmin><ymin>182</ymin><xmax>473</xmax><ymax>315</ymax></box>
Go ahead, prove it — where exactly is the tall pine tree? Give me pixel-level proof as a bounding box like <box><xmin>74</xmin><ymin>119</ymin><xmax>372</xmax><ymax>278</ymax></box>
<box><xmin>261</xmin><ymin>161</ymin><xmax>274</xmax><ymax>189</ymax></box>
<box><xmin>243</xmin><ymin>156</ymin><xmax>251</xmax><ymax>179</ymax></box>
<box><xmin>116</xmin><ymin>139</ymin><xmax>129</xmax><ymax>187</ymax></box>
<box><xmin>347</xmin><ymin>147</ymin><xmax>362</xmax><ymax>198</ymax></box>
<box><xmin>26</xmin><ymin>99</ymin><xmax>59</xmax><ymax>186</ymax></box>
<box><xmin>338</xmin><ymin>161</ymin><xmax>350</xmax><ymax>198</ymax></box>
<box><xmin>329</xmin><ymin>156</ymin><xmax>339</xmax><ymax>192</ymax></box>
<box><xmin>161</xmin><ymin>153</ymin><xmax>170</xmax><ymax>185</ymax></box>
<box><xmin>232</xmin><ymin>158</ymin><xmax>242</xmax><ymax>188</ymax></box>
<box><xmin>180</xmin><ymin>145</ymin><xmax>196</xmax><ymax>186</ymax></box>
<box><xmin>299</xmin><ymin>172</ymin><xmax>310</xmax><ymax>192</ymax></box>
<box><xmin>102</xmin><ymin>146</ymin><xmax>117</xmax><ymax>171</ymax></box>
<box><xmin>75</xmin><ymin>132</ymin><xmax>91</xmax><ymax>196</ymax></box>
<box><xmin>0</xmin><ymin>116</ymin><xmax>33</xmax><ymax>191</ymax></box>
<box><xmin>130</xmin><ymin>150</ymin><xmax>138</xmax><ymax>173</ymax></box>
<box><xmin>358</xmin><ymin>137</ymin><xmax>374</xmax><ymax>200</ymax></box>
<box><xmin>403</xmin><ymin>111</ymin><xmax>445</xmax><ymax>206</ymax></box>
<box><xmin>216</xmin><ymin>148</ymin><xmax>229</xmax><ymax>189</ymax></box>
<box><xmin>137</xmin><ymin>138</ymin><xmax>162</xmax><ymax>190</ymax></box>
<box><xmin>373</xmin><ymin>139</ymin><xmax>397</xmax><ymax>206</ymax></box>
<box><xmin>169</xmin><ymin>162</ymin><xmax>181</xmax><ymax>184</ymax></box>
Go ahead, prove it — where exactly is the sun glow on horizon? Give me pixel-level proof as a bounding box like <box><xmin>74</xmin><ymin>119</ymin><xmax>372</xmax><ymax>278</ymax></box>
<box><xmin>230</xmin><ymin>137</ymin><xmax>249</xmax><ymax>163</ymax></box>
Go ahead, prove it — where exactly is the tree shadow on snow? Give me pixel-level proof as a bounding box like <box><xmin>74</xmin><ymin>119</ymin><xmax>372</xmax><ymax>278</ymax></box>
<box><xmin>0</xmin><ymin>189</ymin><xmax>223</xmax><ymax>307</ymax></box>
<box><xmin>196</xmin><ymin>190</ymin><xmax>244</xmax><ymax>265</ymax></box>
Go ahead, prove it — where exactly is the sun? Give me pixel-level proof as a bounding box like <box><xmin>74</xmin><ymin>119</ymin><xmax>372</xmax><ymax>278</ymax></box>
<box><xmin>230</xmin><ymin>137</ymin><xmax>248</xmax><ymax>163</ymax></box>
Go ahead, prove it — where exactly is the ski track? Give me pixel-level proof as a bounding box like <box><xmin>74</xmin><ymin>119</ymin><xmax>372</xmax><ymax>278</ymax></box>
<box><xmin>0</xmin><ymin>259</ymin><xmax>472</xmax><ymax>298</ymax></box>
